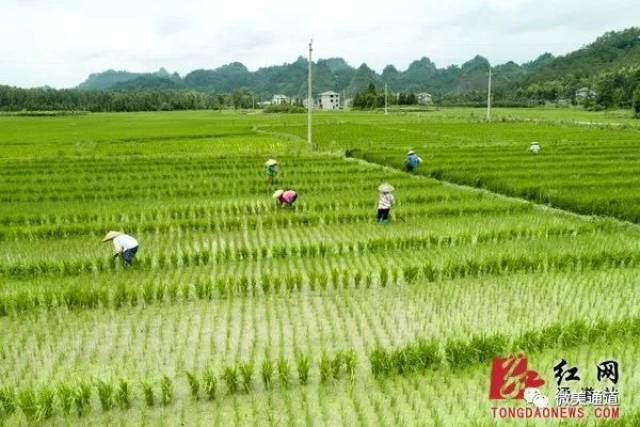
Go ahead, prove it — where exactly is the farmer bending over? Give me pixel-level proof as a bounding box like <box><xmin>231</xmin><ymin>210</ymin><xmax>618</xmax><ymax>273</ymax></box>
<box><xmin>273</xmin><ymin>189</ymin><xmax>298</xmax><ymax>207</ymax></box>
<box><xmin>404</xmin><ymin>150</ymin><xmax>423</xmax><ymax>172</ymax></box>
<box><xmin>265</xmin><ymin>159</ymin><xmax>278</xmax><ymax>184</ymax></box>
<box><xmin>529</xmin><ymin>142</ymin><xmax>541</xmax><ymax>154</ymax></box>
<box><xmin>377</xmin><ymin>183</ymin><xmax>395</xmax><ymax>223</ymax></box>
<box><xmin>103</xmin><ymin>231</ymin><xmax>139</xmax><ymax>267</ymax></box>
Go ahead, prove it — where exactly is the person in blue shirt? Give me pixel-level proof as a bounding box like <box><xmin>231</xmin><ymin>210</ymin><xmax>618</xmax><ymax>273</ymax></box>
<box><xmin>404</xmin><ymin>150</ymin><xmax>423</xmax><ymax>172</ymax></box>
<box><xmin>265</xmin><ymin>159</ymin><xmax>278</xmax><ymax>184</ymax></box>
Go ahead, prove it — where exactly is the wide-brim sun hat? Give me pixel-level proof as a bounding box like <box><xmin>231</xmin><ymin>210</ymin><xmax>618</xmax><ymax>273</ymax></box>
<box><xmin>265</xmin><ymin>159</ymin><xmax>277</xmax><ymax>166</ymax></box>
<box><xmin>102</xmin><ymin>231</ymin><xmax>124</xmax><ymax>242</ymax></box>
<box><xmin>407</xmin><ymin>150</ymin><xmax>416</xmax><ymax>155</ymax></box>
<box><xmin>272</xmin><ymin>189</ymin><xmax>284</xmax><ymax>199</ymax></box>
<box><xmin>378</xmin><ymin>183</ymin><xmax>395</xmax><ymax>192</ymax></box>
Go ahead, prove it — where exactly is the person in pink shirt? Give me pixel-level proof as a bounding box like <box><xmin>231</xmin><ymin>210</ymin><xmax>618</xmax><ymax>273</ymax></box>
<box><xmin>273</xmin><ymin>189</ymin><xmax>298</xmax><ymax>206</ymax></box>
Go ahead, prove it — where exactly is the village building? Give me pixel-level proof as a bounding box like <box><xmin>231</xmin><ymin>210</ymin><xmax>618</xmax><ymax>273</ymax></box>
<box><xmin>271</xmin><ymin>94</ymin><xmax>290</xmax><ymax>104</ymax></box>
<box><xmin>575</xmin><ymin>87</ymin><xmax>597</xmax><ymax>99</ymax></box>
<box><xmin>318</xmin><ymin>91</ymin><xmax>341</xmax><ymax>110</ymax></box>
<box><xmin>416</xmin><ymin>92</ymin><xmax>433</xmax><ymax>105</ymax></box>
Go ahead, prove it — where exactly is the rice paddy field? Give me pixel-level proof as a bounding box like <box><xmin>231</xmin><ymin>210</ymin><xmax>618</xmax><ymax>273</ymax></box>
<box><xmin>1</xmin><ymin>108</ymin><xmax>639</xmax><ymax>426</ymax></box>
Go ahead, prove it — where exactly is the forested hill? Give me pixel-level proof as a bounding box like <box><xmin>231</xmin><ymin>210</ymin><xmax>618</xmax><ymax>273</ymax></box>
<box><xmin>75</xmin><ymin>27</ymin><xmax>640</xmax><ymax>102</ymax></box>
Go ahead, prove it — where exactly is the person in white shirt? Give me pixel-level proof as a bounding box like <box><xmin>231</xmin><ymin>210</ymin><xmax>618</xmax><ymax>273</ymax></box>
<box><xmin>102</xmin><ymin>231</ymin><xmax>139</xmax><ymax>267</ymax></box>
<box><xmin>377</xmin><ymin>183</ymin><xmax>396</xmax><ymax>223</ymax></box>
<box><xmin>529</xmin><ymin>142</ymin><xmax>541</xmax><ymax>154</ymax></box>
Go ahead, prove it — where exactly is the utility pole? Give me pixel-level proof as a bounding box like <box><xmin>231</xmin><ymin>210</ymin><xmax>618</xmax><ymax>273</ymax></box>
<box><xmin>384</xmin><ymin>83</ymin><xmax>388</xmax><ymax>115</ymax></box>
<box><xmin>307</xmin><ymin>39</ymin><xmax>313</xmax><ymax>149</ymax></box>
<box><xmin>486</xmin><ymin>65</ymin><xmax>492</xmax><ymax>122</ymax></box>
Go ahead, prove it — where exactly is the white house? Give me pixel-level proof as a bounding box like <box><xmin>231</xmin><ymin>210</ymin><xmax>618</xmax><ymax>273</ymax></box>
<box><xmin>575</xmin><ymin>87</ymin><xmax>596</xmax><ymax>100</ymax></box>
<box><xmin>416</xmin><ymin>92</ymin><xmax>433</xmax><ymax>105</ymax></box>
<box><xmin>271</xmin><ymin>94</ymin><xmax>290</xmax><ymax>105</ymax></box>
<box><xmin>318</xmin><ymin>91</ymin><xmax>341</xmax><ymax>110</ymax></box>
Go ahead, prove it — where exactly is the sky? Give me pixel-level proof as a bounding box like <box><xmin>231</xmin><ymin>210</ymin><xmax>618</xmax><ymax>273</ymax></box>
<box><xmin>1</xmin><ymin>0</ymin><xmax>639</xmax><ymax>88</ymax></box>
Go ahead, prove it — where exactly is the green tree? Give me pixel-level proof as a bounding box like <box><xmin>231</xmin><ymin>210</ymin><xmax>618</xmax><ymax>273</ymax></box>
<box><xmin>633</xmin><ymin>87</ymin><xmax>640</xmax><ymax>114</ymax></box>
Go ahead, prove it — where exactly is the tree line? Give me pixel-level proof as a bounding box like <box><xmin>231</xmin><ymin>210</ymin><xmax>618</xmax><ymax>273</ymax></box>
<box><xmin>0</xmin><ymin>86</ymin><xmax>265</xmax><ymax>112</ymax></box>
<box><xmin>2</xmin><ymin>67</ymin><xmax>640</xmax><ymax>114</ymax></box>
<box><xmin>351</xmin><ymin>83</ymin><xmax>422</xmax><ymax>109</ymax></box>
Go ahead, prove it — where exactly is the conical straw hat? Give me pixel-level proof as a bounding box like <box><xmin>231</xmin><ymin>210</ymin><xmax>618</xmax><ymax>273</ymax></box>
<box><xmin>102</xmin><ymin>231</ymin><xmax>124</xmax><ymax>242</ymax></box>
<box><xmin>272</xmin><ymin>189</ymin><xmax>284</xmax><ymax>199</ymax></box>
<box><xmin>265</xmin><ymin>159</ymin><xmax>278</xmax><ymax>166</ymax></box>
<box><xmin>378</xmin><ymin>183</ymin><xmax>395</xmax><ymax>192</ymax></box>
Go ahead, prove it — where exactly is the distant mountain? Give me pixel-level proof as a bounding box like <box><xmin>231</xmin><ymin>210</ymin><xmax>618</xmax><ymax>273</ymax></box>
<box><xmin>78</xmin><ymin>68</ymin><xmax>179</xmax><ymax>90</ymax></box>
<box><xmin>111</xmin><ymin>75</ymin><xmax>185</xmax><ymax>91</ymax></box>
<box><xmin>345</xmin><ymin>63</ymin><xmax>381</xmax><ymax>94</ymax></box>
<box><xmin>75</xmin><ymin>27</ymin><xmax>640</xmax><ymax>101</ymax></box>
<box><xmin>521</xmin><ymin>27</ymin><xmax>640</xmax><ymax>84</ymax></box>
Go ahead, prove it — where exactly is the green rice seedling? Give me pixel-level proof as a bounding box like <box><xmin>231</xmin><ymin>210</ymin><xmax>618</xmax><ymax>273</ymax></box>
<box><xmin>185</xmin><ymin>371</ymin><xmax>200</xmax><ymax>399</ymax></box>
<box><xmin>537</xmin><ymin>323</ymin><xmax>563</xmax><ymax>349</ymax></box>
<box><xmin>379</xmin><ymin>267</ymin><xmax>389</xmax><ymax>288</ymax></box>
<box><xmin>365</xmin><ymin>272</ymin><xmax>373</xmax><ymax>288</ymax></box>
<box><xmin>223</xmin><ymin>366</ymin><xmax>239</xmax><ymax>394</ymax></box>
<box><xmin>17</xmin><ymin>388</ymin><xmax>38</xmax><ymax>421</ymax></box>
<box><xmin>72</xmin><ymin>382</ymin><xmax>92</xmax><ymax>417</ymax></box>
<box><xmin>37</xmin><ymin>387</ymin><xmax>54</xmax><ymax>421</ymax></box>
<box><xmin>444</xmin><ymin>339</ymin><xmax>475</xmax><ymax>369</ymax></box>
<box><xmin>469</xmin><ymin>334</ymin><xmax>508</xmax><ymax>364</ymax></box>
<box><xmin>261</xmin><ymin>274</ymin><xmax>272</xmax><ymax>293</ymax></box>
<box><xmin>0</xmin><ymin>386</ymin><xmax>16</xmax><ymax>416</ymax></box>
<box><xmin>319</xmin><ymin>353</ymin><xmax>332</xmax><ymax>383</ymax></box>
<box><xmin>342</xmin><ymin>350</ymin><xmax>357</xmax><ymax>382</ymax></box>
<box><xmin>330</xmin><ymin>269</ymin><xmax>340</xmax><ymax>290</ymax></box>
<box><xmin>285</xmin><ymin>275</ymin><xmax>296</xmax><ymax>292</ymax></box>
<box><xmin>513</xmin><ymin>329</ymin><xmax>543</xmax><ymax>353</ymax></box>
<box><xmin>391</xmin><ymin>269</ymin><xmax>399</xmax><ymax>286</ymax></box>
<box><xmin>369</xmin><ymin>347</ymin><xmax>391</xmax><ymax>378</ymax></box>
<box><xmin>403</xmin><ymin>266</ymin><xmax>419</xmax><ymax>284</ymax></box>
<box><xmin>141</xmin><ymin>381</ymin><xmax>155</xmax><ymax>407</ymax></box>
<box><xmin>318</xmin><ymin>272</ymin><xmax>329</xmax><ymax>290</ymax></box>
<box><xmin>331</xmin><ymin>352</ymin><xmax>343</xmax><ymax>380</ymax></box>
<box><xmin>166</xmin><ymin>282</ymin><xmax>179</xmax><ymax>302</ymax></box>
<box><xmin>95</xmin><ymin>379</ymin><xmax>114</xmax><ymax>411</ymax></box>
<box><xmin>115</xmin><ymin>379</ymin><xmax>130</xmax><ymax>410</ymax></box>
<box><xmin>160</xmin><ymin>375</ymin><xmax>173</xmax><ymax>406</ymax></box>
<box><xmin>353</xmin><ymin>271</ymin><xmax>362</xmax><ymax>288</ymax></box>
<box><xmin>57</xmin><ymin>383</ymin><xmax>74</xmax><ymax>415</ymax></box>
<box><xmin>215</xmin><ymin>278</ymin><xmax>228</xmax><ymax>298</ymax></box>
<box><xmin>202</xmin><ymin>368</ymin><xmax>217</xmax><ymax>400</ymax></box>
<box><xmin>296</xmin><ymin>353</ymin><xmax>310</xmax><ymax>385</ymax></box>
<box><xmin>272</xmin><ymin>277</ymin><xmax>283</xmax><ymax>294</ymax></box>
<box><xmin>236</xmin><ymin>276</ymin><xmax>250</xmax><ymax>296</ymax></box>
<box><xmin>413</xmin><ymin>339</ymin><xmax>441</xmax><ymax>370</ymax></box>
<box><xmin>341</xmin><ymin>272</ymin><xmax>350</xmax><ymax>289</ymax></box>
<box><xmin>238</xmin><ymin>362</ymin><xmax>254</xmax><ymax>393</ymax></box>
<box><xmin>261</xmin><ymin>359</ymin><xmax>274</xmax><ymax>389</ymax></box>
<box><xmin>277</xmin><ymin>358</ymin><xmax>290</xmax><ymax>388</ymax></box>
<box><xmin>559</xmin><ymin>319</ymin><xmax>589</xmax><ymax>347</ymax></box>
<box><xmin>308</xmin><ymin>272</ymin><xmax>318</xmax><ymax>291</ymax></box>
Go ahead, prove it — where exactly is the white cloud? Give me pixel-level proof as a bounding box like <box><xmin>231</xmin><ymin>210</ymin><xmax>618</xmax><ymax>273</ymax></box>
<box><xmin>1</xmin><ymin>0</ymin><xmax>639</xmax><ymax>87</ymax></box>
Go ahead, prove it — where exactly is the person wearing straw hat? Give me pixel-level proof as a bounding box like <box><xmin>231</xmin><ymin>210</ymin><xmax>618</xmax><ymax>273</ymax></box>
<box><xmin>377</xmin><ymin>183</ymin><xmax>395</xmax><ymax>223</ymax></box>
<box><xmin>103</xmin><ymin>231</ymin><xmax>139</xmax><ymax>267</ymax></box>
<box><xmin>404</xmin><ymin>150</ymin><xmax>423</xmax><ymax>172</ymax></box>
<box><xmin>529</xmin><ymin>142</ymin><xmax>541</xmax><ymax>154</ymax></box>
<box><xmin>265</xmin><ymin>159</ymin><xmax>278</xmax><ymax>185</ymax></box>
<box><xmin>273</xmin><ymin>189</ymin><xmax>298</xmax><ymax>207</ymax></box>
